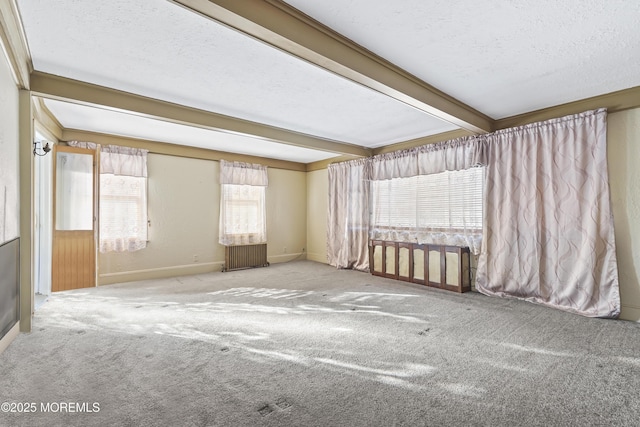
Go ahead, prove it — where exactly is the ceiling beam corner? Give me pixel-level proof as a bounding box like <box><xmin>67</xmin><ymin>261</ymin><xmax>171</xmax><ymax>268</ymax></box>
<box><xmin>495</xmin><ymin>85</ymin><xmax>640</xmax><ymax>130</ymax></box>
<box><xmin>170</xmin><ymin>0</ymin><xmax>494</xmax><ymax>134</ymax></box>
<box><xmin>0</xmin><ymin>0</ymin><xmax>33</xmax><ymax>89</ymax></box>
<box><xmin>33</xmin><ymin>97</ymin><xmax>64</xmax><ymax>140</ymax></box>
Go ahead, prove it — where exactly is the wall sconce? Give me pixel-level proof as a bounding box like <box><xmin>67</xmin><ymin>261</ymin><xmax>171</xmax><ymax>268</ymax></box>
<box><xmin>33</xmin><ymin>141</ymin><xmax>51</xmax><ymax>157</ymax></box>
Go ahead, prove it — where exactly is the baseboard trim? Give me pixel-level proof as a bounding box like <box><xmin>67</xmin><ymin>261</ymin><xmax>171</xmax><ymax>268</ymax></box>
<box><xmin>97</xmin><ymin>254</ymin><xmax>326</xmax><ymax>285</ymax></box>
<box><xmin>268</xmin><ymin>252</ymin><xmax>305</xmax><ymax>263</ymax></box>
<box><xmin>99</xmin><ymin>262</ymin><xmax>223</xmax><ymax>285</ymax></box>
<box><xmin>0</xmin><ymin>322</ymin><xmax>20</xmax><ymax>355</ymax></box>
<box><xmin>98</xmin><ymin>252</ymin><xmax>318</xmax><ymax>286</ymax></box>
<box><xmin>305</xmin><ymin>252</ymin><xmax>327</xmax><ymax>264</ymax></box>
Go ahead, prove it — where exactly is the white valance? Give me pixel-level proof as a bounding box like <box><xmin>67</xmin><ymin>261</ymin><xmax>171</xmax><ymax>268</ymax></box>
<box><xmin>220</xmin><ymin>160</ymin><xmax>268</xmax><ymax>186</ymax></box>
<box><xmin>100</xmin><ymin>145</ymin><xmax>148</xmax><ymax>178</ymax></box>
<box><xmin>67</xmin><ymin>140</ymin><xmax>98</xmax><ymax>150</ymax></box>
<box><xmin>370</xmin><ymin>150</ymin><xmax>417</xmax><ymax>180</ymax></box>
<box><xmin>417</xmin><ymin>137</ymin><xmax>483</xmax><ymax>176</ymax></box>
<box><xmin>370</xmin><ymin>136</ymin><xmax>483</xmax><ymax>181</ymax></box>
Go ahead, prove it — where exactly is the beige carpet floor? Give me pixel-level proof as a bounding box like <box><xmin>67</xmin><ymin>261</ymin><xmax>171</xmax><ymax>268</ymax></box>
<box><xmin>1</xmin><ymin>261</ymin><xmax>639</xmax><ymax>426</ymax></box>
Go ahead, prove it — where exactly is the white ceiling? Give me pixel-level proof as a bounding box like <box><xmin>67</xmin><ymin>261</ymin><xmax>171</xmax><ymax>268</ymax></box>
<box><xmin>286</xmin><ymin>0</ymin><xmax>640</xmax><ymax>119</ymax></box>
<box><xmin>42</xmin><ymin>99</ymin><xmax>338</xmax><ymax>163</ymax></box>
<box><xmin>16</xmin><ymin>0</ymin><xmax>640</xmax><ymax>164</ymax></box>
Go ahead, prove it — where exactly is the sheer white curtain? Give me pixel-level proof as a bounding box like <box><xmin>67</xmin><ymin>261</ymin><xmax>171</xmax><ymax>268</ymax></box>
<box><xmin>327</xmin><ymin>159</ymin><xmax>369</xmax><ymax>271</ymax></box>
<box><xmin>475</xmin><ymin>109</ymin><xmax>620</xmax><ymax>318</ymax></box>
<box><xmin>219</xmin><ymin>160</ymin><xmax>268</xmax><ymax>246</ymax></box>
<box><xmin>99</xmin><ymin>145</ymin><xmax>148</xmax><ymax>253</ymax></box>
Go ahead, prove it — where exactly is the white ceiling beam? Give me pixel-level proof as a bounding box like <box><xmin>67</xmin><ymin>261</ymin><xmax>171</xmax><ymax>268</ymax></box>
<box><xmin>169</xmin><ymin>0</ymin><xmax>494</xmax><ymax>134</ymax></box>
<box><xmin>30</xmin><ymin>71</ymin><xmax>371</xmax><ymax>158</ymax></box>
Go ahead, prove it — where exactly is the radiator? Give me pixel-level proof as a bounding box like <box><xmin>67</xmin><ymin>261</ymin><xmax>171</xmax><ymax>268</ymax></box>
<box><xmin>223</xmin><ymin>244</ymin><xmax>269</xmax><ymax>272</ymax></box>
<box><xmin>369</xmin><ymin>241</ymin><xmax>471</xmax><ymax>293</ymax></box>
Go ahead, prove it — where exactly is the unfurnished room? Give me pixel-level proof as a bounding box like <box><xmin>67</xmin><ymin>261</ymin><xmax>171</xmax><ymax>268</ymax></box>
<box><xmin>0</xmin><ymin>1</ymin><xmax>639</xmax><ymax>426</ymax></box>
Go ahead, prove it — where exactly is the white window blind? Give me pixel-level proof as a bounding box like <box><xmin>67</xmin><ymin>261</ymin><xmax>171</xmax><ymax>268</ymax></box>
<box><xmin>370</xmin><ymin>167</ymin><xmax>484</xmax><ymax>253</ymax></box>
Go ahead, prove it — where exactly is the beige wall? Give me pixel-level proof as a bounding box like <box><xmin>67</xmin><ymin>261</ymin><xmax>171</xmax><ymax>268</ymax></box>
<box><xmin>100</xmin><ymin>154</ymin><xmax>218</xmax><ymax>283</ymax></box>
<box><xmin>0</xmin><ymin>47</ymin><xmax>19</xmax><ymax>243</ymax></box>
<box><xmin>306</xmin><ymin>169</ymin><xmax>328</xmax><ymax>263</ymax></box>
<box><xmin>0</xmin><ymin>43</ymin><xmax>21</xmax><ymax>349</ymax></box>
<box><xmin>608</xmin><ymin>107</ymin><xmax>640</xmax><ymax>321</ymax></box>
<box><xmin>99</xmin><ymin>154</ymin><xmax>307</xmax><ymax>284</ymax></box>
<box><xmin>266</xmin><ymin>168</ymin><xmax>307</xmax><ymax>263</ymax></box>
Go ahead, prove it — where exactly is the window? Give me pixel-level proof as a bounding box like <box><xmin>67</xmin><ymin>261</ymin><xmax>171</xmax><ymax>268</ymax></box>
<box><xmin>99</xmin><ymin>175</ymin><xmax>147</xmax><ymax>252</ymax></box>
<box><xmin>222</xmin><ymin>184</ymin><xmax>265</xmax><ymax>238</ymax></box>
<box><xmin>370</xmin><ymin>167</ymin><xmax>484</xmax><ymax>253</ymax></box>
<box><xmin>98</xmin><ymin>146</ymin><xmax>148</xmax><ymax>253</ymax></box>
<box><xmin>55</xmin><ymin>151</ymin><xmax>94</xmax><ymax>231</ymax></box>
<box><xmin>219</xmin><ymin>160</ymin><xmax>268</xmax><ymax>246</ymax></box>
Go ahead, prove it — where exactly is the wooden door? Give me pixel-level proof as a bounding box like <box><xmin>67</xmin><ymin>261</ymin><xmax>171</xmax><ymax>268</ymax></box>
<box><xmin>52</xmin><ymin>145</ymin><xmax>97</xmax><ymax>292</ymax></box>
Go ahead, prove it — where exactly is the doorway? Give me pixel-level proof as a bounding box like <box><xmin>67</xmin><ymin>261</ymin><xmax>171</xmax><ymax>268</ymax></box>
<box><xmin>51</xmin><ymin>145</ymin><xmax>97</xmax><ymax>292</ymax></box>
<box><xmin>33</xmin><ymin>131</ymin><xmax>53</xmax><ymax>306</ymax></box>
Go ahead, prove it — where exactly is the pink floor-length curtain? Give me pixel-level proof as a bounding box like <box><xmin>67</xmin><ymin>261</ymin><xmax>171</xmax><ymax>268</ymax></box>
<box><xmin>475</xmin><ymin>109</ymin><xmax>620</xmax><ymax>317</ymax></box>
<box><xmin>327</xmin><ymin>159</ymin><xmax>369</xmax><ymax>271</ymax></box>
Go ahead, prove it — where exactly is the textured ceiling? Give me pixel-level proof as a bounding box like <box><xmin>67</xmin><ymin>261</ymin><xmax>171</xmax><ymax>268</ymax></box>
<box><xmin>285</xmin><ymin>0</ymin><xmax>640</xmax><ymax>119</ymax></box>
<box><xmin>42</xmin><ymin>99</ymin><xmax>338</xmax><ymax>163</ymax></box>
<box><xmin>18</xmin><ymin>0</ymin><xmax>456</xmax><ymax>152</ymax></box>
<box><xmin>15</xmin><ymin>0</ymin><xmax>640</xmax><ymax>163</ymax></box>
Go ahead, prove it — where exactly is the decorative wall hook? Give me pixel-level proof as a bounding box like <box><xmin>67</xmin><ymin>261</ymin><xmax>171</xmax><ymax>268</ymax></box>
<box><xmin>33</xmin><ymin>141</ymin><xmax>51</xmax><ymax>157</ymax></box>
